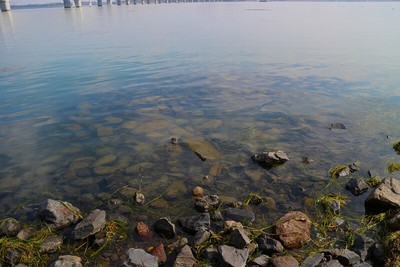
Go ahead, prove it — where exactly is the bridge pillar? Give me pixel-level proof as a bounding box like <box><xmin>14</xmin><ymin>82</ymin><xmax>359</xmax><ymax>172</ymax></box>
<box><xmin>97</xmin><ymin>0</ymin><xmax>102</xmax><ymax>6</ymax></box>
<box><xmin>0</xmin><ymin>0</ymin><xmax>10</xmax><ymax>11</ymax></box>
<box><xmin>116</xmin><ymin>0</ymin><xmax>121</xmax><ymax>4</ymax></box>
<box><xmin>63</xmin><ymin>0</ymin><xmax>72</xmax><ymax>8</ymax></box>
<box><xmin>107</xmin><ymin>0</ymin><xmax>112</xmax><ymax>4</ymax></box>
<box><xmin>126</xmin><ymin>0</ymin><xmax>130</xmax><ymax>4</ymax></box>
<box><xmin>74</xmin><ymin>0</ymin><xmax>82</xmax><ymax>7</ymax></box>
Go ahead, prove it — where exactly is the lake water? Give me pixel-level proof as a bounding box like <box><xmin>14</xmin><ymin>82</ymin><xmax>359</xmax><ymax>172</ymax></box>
<box><xmin>1</xmin><ymin>0</ymin><xmax>400</xmax><ymax>247</ymax></box>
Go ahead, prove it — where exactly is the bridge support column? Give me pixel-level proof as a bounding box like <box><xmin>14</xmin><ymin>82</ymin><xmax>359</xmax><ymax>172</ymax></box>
<box><xmin>97</xmin><ymin>0</ymin><xmax>102</xmax><ymax>6</ymax></box>
<box><xmin>63</xmin><ymin>0</ymin><xmax>72</xmax><ymax>8</ymax></box>
<box><xmin>74</xmin><ymin>0</ymin><xmax>82</xmax><ymax>7</ymax></box>
<box><xmin>116</xmin><ymin>0</ymin><xmax>121</xmax><ymax>4</ymax></box>
<box><xmin>0</xmin><ymin>0</ymin><xmax>10</xmax><ymax>11</ymax></box>
<box><xmin>107</xmin><ymin>0</ymin><xmax>112</xmax><ymax>5</ymax></box>
<box><xmin>126</xmin><ymin>0</ymin><xmax>130</xmax><ymax>4</ymax></box>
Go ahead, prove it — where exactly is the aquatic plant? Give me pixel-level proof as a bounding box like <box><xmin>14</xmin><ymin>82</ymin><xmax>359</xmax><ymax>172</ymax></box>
<box><xmin>383</xmin><ymin>231</ymin><xmax>400</xmax><ymax>267</ymax></box>
<box><xmin>90</xmin><ymin>220</ymin><xmax>127</xmax><ymax>257</ymax></box>
<box><xmin>364</xmin><ymin>176</ymin><xmax>382</xmax><ymax>188</ymax></box>
<box><xmin>388</xmin><ymin>162</ymin><xmax>400</xmax><ymax>173</ymax></box>
<box><xmin>329</xmin><ymin>165</ymin><xmax>350</xmax><ymax>179</ymax></box>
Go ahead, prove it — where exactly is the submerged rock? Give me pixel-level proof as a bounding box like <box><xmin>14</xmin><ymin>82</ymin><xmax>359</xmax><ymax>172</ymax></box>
<box><xmin>329</xmin><ymin>123</ymin><xmax>346</xmax><ymax>130</ymax></box>
<box><xmin>346</xmin><ymin>178</ymin><xmax>369</xmax><ymax>196</ymax></box>
<box><xmin>153</xmin><ymin>217</ymin><xmax>176</xmax><ymax>239</ymax></box>
<box><xmin>184</xmin><ymin>136</ymin><xmax>221</xmax><ymax>160</ymax></box>
<box><xmin>124</xmin><ymin>248</ymin><xmax>158</xmax><ymax>267</ymax></box>
<box><xmin>251</xmin><ymin>150</ymin><xmax>289</xmax><ymax>169</ymax></box>
<box><xmin>275</xmin><ymin>211</ymin><xmax>311</xmax><ymax>249</ymax></box>
<box><xmin>38</xmin><ymin>199</ymin><xmax>81</xmax><ymax>229</ymax></box>
<box><xmin>365</xmin><ymin>177</ymin><xmax>400</xmax><ymax>214</ymax></box>
<box><xmin>224</xmin><ymin>208</ymin><xmax>255</xmax><ymax>224</ymax></box>
<box><xmin>192</xmin><ymin>186</ymin><xmax>204</xmax><ymax>197</ymax></box>
<box><xmin>195</xmin><ymin>195</ymin><xmax>219</xmax><ymax>212</ymax></box>
<box><xmin>73</xmin><ymin>209</ymin><xmax>106</xmax><ymax>240</ymax></box>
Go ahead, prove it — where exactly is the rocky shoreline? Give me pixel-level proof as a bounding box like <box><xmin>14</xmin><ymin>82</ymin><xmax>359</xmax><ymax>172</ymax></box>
<box><xmin>2</xmin><ymin>143</ymin><xmax>400</xmax><ymax>266</ymax></box>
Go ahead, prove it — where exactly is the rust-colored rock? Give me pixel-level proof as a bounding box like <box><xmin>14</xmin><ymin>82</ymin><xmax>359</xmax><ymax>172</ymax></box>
<box><xmin>270</xmin><ymin>255</ymin><xmax>299</xmax><ymax>267</ymax></box>
<box><xmin>275</xmin><ymin>211</ymin><xmax>311</xmax><ymax>249</ymax></box>
<box><xmin>151</xmin><ymin>243</ymin><xmax>167</xmax><ymax>264</ymax></box>
<box><xmin>192</xmin><ymin>186</ymin><xmax>204</xmax><ymax>197</ymax></box>
<box><xmin>136</xmin><ymin>222</ymin><xmax>153</xmax><ymax>241</ymax></box>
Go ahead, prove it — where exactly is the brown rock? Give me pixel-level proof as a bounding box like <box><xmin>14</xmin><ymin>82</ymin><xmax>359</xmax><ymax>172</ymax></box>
<box><xmin>270</xmin><ymin>255</ymin><xmax>299</xmax><ymax>267</ymax></box>
<box><xmin>275</xmin><ymin>211</ymin><xmax>311</xmax><ymax>249</ymax></box>
<box><xmin>151</xmin><ymin>243</ymin><xmax>167</xmax><ymax>264</ymax></box>
<box><xmin>192</xmin><ymin>186</ymin><xmax>204</xmax><ymax>197</ymax></box>
<box><xmin>365</xmin><ymin>177</ymin><xmax>400</xmax><ymax>214</ymax></box>
<box><xmin>136</xmin><ymin>222</ymin><xmax>153</xmax><ymax>241</ymax></box>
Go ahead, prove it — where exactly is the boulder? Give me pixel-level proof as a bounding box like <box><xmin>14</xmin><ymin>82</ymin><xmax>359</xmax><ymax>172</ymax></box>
<box><xmin>275</xmin><ymin>211</ymin><xmax>311</xmax><ymax>249</ymax></box>
<box><xmin>124</xmin><ymin>248</ymin><xmax>158</xmax><ymax>267</ymax></box>
<box><xmin>345</xmin><ymin>178</ymin><xmax>369</xmax><ymax>196</ymax></box>
<box><xmin>256</xmin><ymin>236</ymin><xmax>284</xmax><ymax>255</ymax></box>
<box><xmin>251</xmin><ymin>150</ymin><xmax>289</xmax><ymax>169</ymax></box>
<box><xmin>227</xmin><ymin>228</ymin><xmax>251</xmax><ymax>249</ymax></box>
<box><xmin>52</xmin><ymin>255</ymin><xmax>82</xmax><ymax>267</ymax></box>
<box><xmin>38</xmin><ymin>199</ymin><xmax>81</xmax><ymax>229</ymax></box>
<box><xmin>353</xmin><ymin>233</ymin><xmax>374</xmax><ymax>261</ymax></box>
<box><xmin>224</xmin><ymin>208</ymin><xmax>255</xmax><ymax>224</ymax></box>
<box><xmin>153</xmin><ymin>217</ymin><xmax>176</xmax><ymax>239</ymax></box>
<box><xmin>178</xmin><ymin>213</ymin><xmax>210</xmax><ymax>234</ymax></box>
<box><xmin>270</xmin><ymin>255</ymin><xmax>299</xmax><ymax>267</ymax></box>
<box><xmin>365</xmin><ymin>177</ymin><xmax>400</xmax><ymax>214</ymax></box>
<box><xmin>300</xmin><ymin>253</ymin><xmax>324</xmax><ymax>267</ymax></box>
<box><xmin>218</xmin><ymin>245</ymin><xmax>249</xmax><ymax>267</ymax></box>
<box><xmin>73</xmin><ymin>209</ymin><xmax>106</xmax><ymax>240</ymax></box>
<box><xmin>174</xmin><ymin>245</ymin><xmax>196</xmax><ymax>267</ymax></box>
<box><xmin>195</xmin><ymin>195</ymin><xmax>219</xmax><ymax>212</ymax></box>
<box><xmin>0</xmin><ymin>218</ymin><xmax>20</xmax><ymax>237</ymax></box>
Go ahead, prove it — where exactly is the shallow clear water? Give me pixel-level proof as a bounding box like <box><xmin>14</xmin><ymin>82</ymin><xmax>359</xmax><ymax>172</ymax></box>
<box><xmin>1</xmin><ymin>2</ymin><xmax>400</xmax><ymax>224</ymax></box>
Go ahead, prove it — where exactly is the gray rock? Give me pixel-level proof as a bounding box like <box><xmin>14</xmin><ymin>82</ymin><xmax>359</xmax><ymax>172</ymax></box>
<box><xmin>256</xmin><ymin>236</ymin><xmax>284</xmax><ymax>255</ymax></box>
<box><xmin>371</xmin><ymin>243</ymin><xmax>385</xmax><ymax>264</ymax></box>
<box><xmin>135</xmin><ymin>192</ymin><xmax>145</xmax><ymax>205</ymax></box>
<box><xmin>317</xmin><ymin>260</ymin><xmax>343</xmax><ymax>267</ymax></box>
<box><xmin>52</xmin><ymin>255</ymin><xmax>82</xmax><ymax>267</ymax></box>
<box><xmin>251</xmin><ymin>150</ymin><xmax>289</xmax><ymax>169</ymax></box>
<box><xmin>178</xmin><ymin>213</ymin><xmax>210</xmax><ymax>234</ymax></box>
<box><xmin>202</xmin><ymin>246</ymin><xmax>219</xmax><ymax>263</ymax></box>
<box><xmin>212</xmin><ymin>211</ymin><xmax>224</xmax><ymax>221</ymax></box>
<box><xmin>270</xmin><ymin>255</ymin><xmax>299</xmax><ymax>267</ymax></box>
<box><xmin>17</xmin><ymin>229</ymin><xmax>32</xmax><ymax>240</ymax></box>
<box><xmin>41</xmin><ymin>235</ymin><xmax>63</xmax><ymax>253</ymax></box>
<box><xmin>331</xmin><ymin>249</ymin><xmax>361</xmax><ymax>266</ymax></box>
<box><xmin>38</xmin><ymin>199</ymin><xmax>81</xmax><ymax>229</ymax></box>
<box><xmin>193</xmin><ymin>229</ymin><xmax>211</xmax><ymax>246</ymax></box>
<box><xmin>174</xmin><ymin>245</ymin><xmax>196</xmax><ymax>267</ymax></box>
<box><xmin>353</xmin><ymin>262</ymin><xmax>373</xmax><ymax>267</ymax></box>
<box><xmin>345</xmin><ymin>178</ymin><xmax>369</xmax><ymax>196</ymax></box>
<box><xmin>218</xmin><ymin>245</ymin><xmax>249</xmax><ymax>267</ymax></box>
<box><xmin>389</xmin><ymin>210</ymin><xmax>400</xmax><ymax>230</ymax></box>
<box><xmin>227</xmin><ymin>228</ymin><xmax>251</xmax><ymax>249</ymax></box>
<box><xmin>329</xmin><ymin>123</ymin><xmax>346</xmax><ymax>130</ymax></box>
<box><xmin>353</xmin><ymin>233</ymin><xmax>374</xmax><ymax>261</ymax></box>
<box><xmin>153</xmin><ymin>217</ymin><xmax>176</xmax><ymax>239</ymax></box>
<box><xmin>224</xmin><ymin>208</ymin><xmax>255</xmax><ymax>224</ymax></box>
<box><xmin>168</xmin><ymin>237</ymin><xmax>188</xmax><ymax>251</ymax></box>
<box><xmin>365</xmin><ymin>177</ymin><xmax>400</xmax><ymax>214</ymax></box>
<box><xmin>251</xmin><ymin>255</ymin><xmax>270</xmax><ymax>267</ymax></box>
<box><xmin>73</xmin><ymin>209</ymin><xmax>106</xmax><ymax>240</ymax></box>
<box><xmin>195</xmin><ymin>195</ymin><xmax>219</xmax><ymax>212</ymax></box>
<box><xmin>0</xmin><ymin>218</ymin><xmax>20</xmax><ymax>237</ymax></box>
<box><xmin>300</xmin><ymin>253</ymin><xmax>324</xmax><ymax>267</ymax></box>
<box><xmin>124</xmin><ymin>248</ymin><xmax>158</xmax><ymax>267</ymax></box>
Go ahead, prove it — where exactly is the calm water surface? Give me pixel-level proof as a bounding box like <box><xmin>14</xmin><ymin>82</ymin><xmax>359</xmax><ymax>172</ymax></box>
<box><xmin>1</xmin><ymin>2</ymin><xmax>400</xmax><ymax>225</ymax></box>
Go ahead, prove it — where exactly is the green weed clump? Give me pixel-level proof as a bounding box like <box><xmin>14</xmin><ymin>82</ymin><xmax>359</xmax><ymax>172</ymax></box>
<box><xmin>393</xmin><ymin>142</ymin><xmax>400</xmax><ymax>155</ymax></box>
<box><xmin>388</xmin><ymin>162</ymin><xmax>400</xmax><ymax>173</ymax></box>
<box><xmin>364</xmin><ymin>176</ymin><xmax>382</xmax><ymax>188</ymax></box>
<box><xmin>383</xmin><ymin>231</ymin><xmax>400</xmax><ymax>267</ymax></box>
<box><xmin>90</xmin><ymin>220</ymin><xmax>127</xmax><ymax>257</ymax></box>
<box><xmin>329</xmin><ymin>165</ymin><xmax>349</xmax><ymax>179</ymax></box>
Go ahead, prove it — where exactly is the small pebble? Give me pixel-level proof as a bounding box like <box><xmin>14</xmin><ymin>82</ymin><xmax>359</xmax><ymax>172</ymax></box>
<box><xmin>170</xmin><ymin>137</ymin><xmax>178</xmax><ymax>145</ymax></box>
<box><xmin>192</xmin><ymin>186</ymin><xmax>204</xmax><ymax>197</ymax></box>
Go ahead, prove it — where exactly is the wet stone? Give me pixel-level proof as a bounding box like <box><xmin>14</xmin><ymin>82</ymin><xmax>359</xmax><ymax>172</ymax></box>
<box><xmin>135</xmin><ymin>192</ymin><xmax>146</xmax><ymax>205</ymax></box>
<box><xmin>73</xmin><ymin>209</ymin><xmax>106</xmax><ymax>240</ymax></box>
<box><xmin>174</xmin><ymin>245</ymin><xmax>196</xmax><ymax>267</ymax></box>
<box><xmin>17</xmin><ymin>229</ymin><xmax>32</xmax><ymax>240</ymax></box>
<box><xmin>192</xmin><ymin>186</ymin><xmax>204</xmax><ymax>197</ymax></box>
<box><xmin>41</xmin><ymin>235</ymin><xmax>63</xmax><ymax>253</ymax></box>
<box><xmin>353</xmin><ymin>233</ymin><xmax>374</xmax><ymax>262</ymax></box>
<box><xmin>193</xmin><ymin>229</ymin><xmax>211</xmax><ymax>246</ymax></box>
<box><xmin>153</xmin><ymin>217</ymin><xmax>176</xmax><ymax>239</ymax></box>
<box><xmin>270</xmin><ymin>255</ymin><xmax>299</xmax><ymax>267</ymax></box>
<box><xmin>0</xmin><ymin>218</ymin><xmax>20</xmax><ymax>237</ymax></box>
<box><xmin>329</xmin><ymin>123</ymin><xmax>346</xmax><ymax>130</ymax></box>
<box><xmin>251</xmin><ymin>255</ymin><xmax>270</xmax><ymax>267</ymax></box>
<box><xmin>202</xmin><ymin>246</ymin><xmax>219</xmax><ymax>263</ymax></box>
<box><xmin>256</xmin><ymin>236</ymin><xmax>284</xmax><ymax>255</ymax></box>
<box><xmin>330</xmin><ymin>249</ymin><xmax>361</xmax><ymax>266</ymax></box>
<box><xmin>53</xmin><ymin>255</ymin><xmax>82</xmax><ymax>267</ymax></box>
<box><xmin>218</xmin><ymin>245</ymin><xmax>249</xmax><ymax>267</ymax></box>
<box><xmin>124</xmin><ymin>248</ymin><xmax>158</xmax><ymax>267</ymax></box>
<box><xmin>151</xmin><ymin>243</ymin><xmax>167</xmax><ymax>264</ymax></box>
<box><xmin>251</xmin><ymin>150</ymin><xmax>289</xmax><ymax>169</ymax></box>
<box><xmin>224</xmin><ymin>208</ymin><xmax>255</xmax><ymax>225</ymax></box>
<box><xmin>195</xmin><ymin>195</ymin><xmax>219</xmax><ymax>212</ymax></box>
<box><xmin>212</xmin><ymin>211</ymin><xmax>224</xmax><ymax>221</ymax></box>
<box><xmin>178</xmin><ymin>213</ymin><xmax>210</xmax><ymax>234</ymax></box>
<box><xmin>317</xmin><ymin>260</ymin><xmax>343</xmax><ymax>267</ymax></box>
<box><xmin>38</xmin><ymin>199</ymin><xmax>81</xmax><ymax>230</ymax></box>
<box><xmin>300</xmin><ymin>253</ymin><xmax>324</xmax><ymax>267</ymax></box>
<box><xmin>346</xmin><ymin>178</ymin><xmax>369</xmax><ymax>196</ymax></box>
<box><xmin>353</xmin><ymin>262</ymin><xmax>373</xmax><ymax>267</ymax></box>
<box><xmin>136</xmin><ymin>222</ymin><xmax>153</xmax><ymax>241</ymax></box>
<box><xmin>275</xmin><ymin>211</ymin><xmax>311</xmax><ymax>249</ymax></box>
<box><xmin>365</xmin><ymin>177</ymin><xmax>400</xmax><ymax>214</ymax></box>
<box><xmin>97</xmin><ymin>127</ymin><xmax>113</xmax><ymax>137</ymax></box>
<box><xmin>227</xmin><ymin>228</ymin><xmax>251</xmax><ymax>249</ymax></box>
<box><xmin>167</xmin><ymin>237</ymin><xmax>188</xmax><ymax>252</ymax></box>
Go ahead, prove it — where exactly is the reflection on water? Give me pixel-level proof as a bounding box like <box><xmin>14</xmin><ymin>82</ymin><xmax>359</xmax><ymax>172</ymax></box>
<box><xmin>1</xmin><ymin>2</ymin><xmax>400</xmax><ymax>224</ymax></box>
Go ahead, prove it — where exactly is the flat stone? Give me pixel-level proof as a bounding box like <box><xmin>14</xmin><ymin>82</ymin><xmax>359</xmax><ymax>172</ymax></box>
<box><xmin>97</xmin><ymin>127</ymin><xmax>113</xmax><ymax>137</ymax></box>
<box><xmin>251</xmin><ymin>255</ymin><xmax>270</xmax><ymax>267</ymax></box>
<box><xmin>184</xmin><ymin>136</ymin><xmax>221</xmax><ymax>160</ymax></box>
<box><xmin>365</xmin><ymin>177</ymin><xmax>400</xmax><ymax>214</ymax></box>
<box><xmin>41</xmin><ymin>235</ymin><xmax>63</xmax><ymax>253</ymax></box>
<box><xmin>271</xmin><ymin>255</ymin><xmax>299</xmax><ymax>267</ymax></box>
<box><xmin>275</xmin><ymin>211</ymin><xmax>311</xmax><ymax>249</ymax></box>
<box><xmin>224</xmin><ymin>208</ymin><xmax>255</xmax><ymax>224</ymax></box>
<box><xmin>218</xmin><ymin>245</ymin><xmax>249</xmax><ymax>267</ymax></box>
<box><xmin>193</xmin><ymin>229</ymin><xmax>211</xmax><ymax>246</ymax></box>
<box><xmin>124</xmin><ymin>248</ymin><xmax>158</xmax><ymax>267</ymax></box>
<box><xmin>53</xmin><ymin>255</ymin><xmax>82</xmax><ymax>267</ymax></box>
<box><xmin>329</xmin><ymin>123</ymin><xmax>346</xmax><ymax>130</ymax></box>
<box><xmin>165</xmin><ymin>180</ymin><xmax>187</xmax><ymax>200</ymax></box>
<box><xmin>346</xmin><ymin>178</ymin><xmax>369</xmax><ymax>196</ymax></box>
<box><xmin>153</xmin><ymin>217</ymin><xmax>176</xmax><ymax>239</ymax></box>
<box><xmin>178</xmin><ymin>213</ymin><xmax>210</xmax><ymax>234</ymax></box>
<box><xmin>73</xmin><ymin>209</ymin><xmax>106</xmax><ymax>240</ymax></box>
<box><xmin>256</xmin><ymin>236</ymin><xmax>284</xmax><ymax>255</ymax></box>
<box><xmin>227</xmin><ymin>228</ymin><xmax>251</xmax><ymax>249</ymax></box>
<box><xmin>38</xmin><ymin>199</ymin><xmax>81</xmax><ymax>230</ymax></box>
<box><xmin>94</xmin><ymin>154</ymin><xmax>117</xmax><ymax>167</ymax></box>
<box><xmin>353</xmin><ymin>233</ymin><xmax>374</xmax><ymax>261</ymax></box>
<box><xmin>195</xmin><ymin>195</ymin><xmax>219</xmax><ymax>212</ymax></box>
<box><xmin>151</xmin><ymin>243</ymin><xmax>166</xmax><ymax>264</ymax></box>
<box><xmin>0</xmin><ymin>218</ymin><xmax>20</xmax><ymax>237</ymax></box>
<box><xmin>174</xmin><ymin>245</ymin><xmax>196</xmax><ymax>267</ymax></box>
<box><xmin>136</xmin><ymin>222</ymin><xmax>153</xmax><ymax>241</ymax></box>
<box><xmin>251</xmin><ymin>150</ymin><xmax>289</xmax><ymax>169</ymax></box>
<box><xmin>300</xmin><ymin>253</ymin><xmax>324</xmax><ymax>267</ymax></box>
